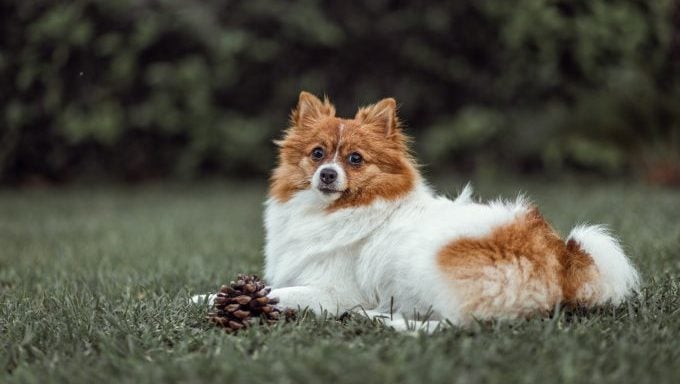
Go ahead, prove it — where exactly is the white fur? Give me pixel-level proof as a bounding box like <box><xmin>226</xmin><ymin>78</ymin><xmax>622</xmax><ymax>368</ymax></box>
<box><xmin>332</xmin><ymin>123</ymin><xmax>345</xmax><ymax>161</ymax></box>
<box><xmin>192</xmin><ymin>180</ymin><xmax>640</xmax><ymax>330</ymax></box>
<box><xmin>567</xmin><ymin>225</ymin><xmax>640</xmax><ymax>304</ymax></box>
<box><xmin>264</xmin><ymin>180</ymin><xmax>533</xmax><ymax>326</ymax></box>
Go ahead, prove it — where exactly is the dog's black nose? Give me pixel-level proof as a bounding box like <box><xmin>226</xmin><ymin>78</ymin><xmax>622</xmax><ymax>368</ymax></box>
<box><xmin>320</xmin><ymin>168</ymin><xmax>337</xmax><ymax>184</ymax></box>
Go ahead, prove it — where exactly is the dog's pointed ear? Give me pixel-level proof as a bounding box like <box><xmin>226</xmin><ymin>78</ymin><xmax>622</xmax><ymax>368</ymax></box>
<box><xmin>355</xmin><ymin>98</ymin><xmax>398</xmax><ymax>136</ymax></box>
<box><xmin>292</xmin><ymin>91</ymin><xmax>335</xmax><ymax>127</ymax></box>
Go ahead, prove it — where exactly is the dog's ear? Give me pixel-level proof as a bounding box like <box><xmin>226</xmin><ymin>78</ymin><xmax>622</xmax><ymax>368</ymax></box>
<box><xmin>292</xmin><ymin>91</ymin><xmax>335</xmax><ymax>127</ymax></box>
<box><xmin>355</xmin><ymin>98</ymin><xmax>398</xmax><ymax>137</ymax></box>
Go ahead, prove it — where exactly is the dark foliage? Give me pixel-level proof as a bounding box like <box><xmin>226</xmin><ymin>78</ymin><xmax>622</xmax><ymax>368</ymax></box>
<box><xmin>1</xmin><ymin>0</ymin><xmax>679</xmax><ymax>183</ymax></box>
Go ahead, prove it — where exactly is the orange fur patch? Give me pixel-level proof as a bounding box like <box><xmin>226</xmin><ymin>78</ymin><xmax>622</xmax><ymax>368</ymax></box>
<box><xmin>270</xmin><ymin>94</ymin><xmax>417</xmax><ymax>210</ymax></box>
<box><xmin>437</xmin><ymin>208</ymin><xmax>597</xmax><ymax>322</ymax></box>
<box><xmin>560</xmin><ymin>239</ymin><xmax>600</xmax><ymax>305</ymax></box>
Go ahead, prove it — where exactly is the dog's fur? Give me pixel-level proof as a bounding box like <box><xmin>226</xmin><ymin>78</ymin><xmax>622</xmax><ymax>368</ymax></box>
<box><xmin>197</xmin><ymin>92</ymin><xmax>641</xmax><ymax>331</ymax></box>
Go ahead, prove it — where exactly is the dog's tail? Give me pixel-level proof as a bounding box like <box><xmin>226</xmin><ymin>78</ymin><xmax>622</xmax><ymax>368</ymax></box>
<box><xmin>564</xmin><ymin>225</ymin><xmax>640</xmax><ymax>306</ymax></box>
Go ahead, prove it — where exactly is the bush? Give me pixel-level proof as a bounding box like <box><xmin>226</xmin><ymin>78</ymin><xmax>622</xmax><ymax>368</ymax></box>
<box><xmin>0</xmin><ymin>0</ymin><xmax>678</xmax><ymax>182</ymax></box>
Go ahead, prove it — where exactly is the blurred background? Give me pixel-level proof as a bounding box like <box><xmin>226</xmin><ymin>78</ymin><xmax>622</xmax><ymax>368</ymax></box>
<box><xmin>1</xmin><ymin>0</ymin><xmax>679</xmax><ymax>186</ymax></box>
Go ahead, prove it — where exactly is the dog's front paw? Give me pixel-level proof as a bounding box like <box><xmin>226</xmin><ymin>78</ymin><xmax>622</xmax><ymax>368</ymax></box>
<box><xmin>268</xmin><ymin>287</ymin><xmax>300</xmax><ymax>310</ymax></box>
<box><xmin>190</xmin><ymin>293</ymin><xmax>217</xmax><ymax>305</ymax></box>
<box><xmin>268</xmin><ymin>286</ymin><xmax>339</xmax><ymax>314</ymax></box>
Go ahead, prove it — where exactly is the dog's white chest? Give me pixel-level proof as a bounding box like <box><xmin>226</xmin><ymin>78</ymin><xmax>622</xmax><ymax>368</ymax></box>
<box><xmin>263</xmin><ymin>190</ymin><xmax>405</xmax><ymax>302</ymax></box>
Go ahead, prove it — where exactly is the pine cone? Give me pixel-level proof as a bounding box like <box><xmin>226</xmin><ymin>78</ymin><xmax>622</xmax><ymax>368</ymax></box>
<box><xmin>207</xmin><ymin>274</ymin><xmax>295</xmax><ymax>333</ymax></box>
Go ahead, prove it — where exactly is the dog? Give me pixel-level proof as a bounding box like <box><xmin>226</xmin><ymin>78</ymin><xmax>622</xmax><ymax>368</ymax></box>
<box><xmin>196</xmin><ymin>91</ymin><xmax>640</xmax><ymax>331</ymax></box>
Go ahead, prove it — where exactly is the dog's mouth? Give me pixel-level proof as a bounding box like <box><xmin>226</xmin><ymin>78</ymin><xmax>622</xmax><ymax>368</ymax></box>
<box><xmin>317</xmin><ymin>186</ymin><xmax>345</xmax><ymax>195</ymax></box>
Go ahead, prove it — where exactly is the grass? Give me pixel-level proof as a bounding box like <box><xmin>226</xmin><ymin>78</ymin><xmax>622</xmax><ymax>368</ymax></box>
<box><xmin>1</xmin><ymin>176</ymin><xmax>679</xmax><ymax>383</ymax></box>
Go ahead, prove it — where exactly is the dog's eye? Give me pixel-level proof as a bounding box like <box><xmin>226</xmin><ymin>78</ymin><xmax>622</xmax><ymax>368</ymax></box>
<box><xmin>348</xmin><ymin>152</ymin><xmax>363</xmax><ymax>165</ymax></box>
<box><xmin>311</xmin><ymin>147</ymin><xmax>325</xmax><ymax>161</ymax></box>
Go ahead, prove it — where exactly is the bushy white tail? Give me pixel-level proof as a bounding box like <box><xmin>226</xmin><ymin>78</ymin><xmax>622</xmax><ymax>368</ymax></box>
<box><xmin>567</xmin><ymin>225</ymin><xmax>640</xmax><ymax>305</ymax></box>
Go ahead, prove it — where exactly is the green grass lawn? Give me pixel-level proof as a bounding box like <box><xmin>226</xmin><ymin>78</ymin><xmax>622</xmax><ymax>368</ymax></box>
<box><xmin>1</xmin><ymin>177</ymin><xmax>679</xmax><ymax>383</ymax></box>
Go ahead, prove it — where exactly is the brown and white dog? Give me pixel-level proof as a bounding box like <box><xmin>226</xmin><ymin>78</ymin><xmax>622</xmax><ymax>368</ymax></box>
<box><xmin>198</xmin><ymin>92</ymin><xmax>640</xmax><ymax>331</ymax></box>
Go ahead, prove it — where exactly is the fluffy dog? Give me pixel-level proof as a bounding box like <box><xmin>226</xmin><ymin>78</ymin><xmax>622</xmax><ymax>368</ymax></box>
<box><xmin>199</xmin><ymin>91</ymin><xmax>640</xmax><ymax>331</ymax></box>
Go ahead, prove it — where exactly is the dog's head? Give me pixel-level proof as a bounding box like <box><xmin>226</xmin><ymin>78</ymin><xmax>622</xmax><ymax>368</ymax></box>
<box><xmin>270</xmin><ymin>91</ymin><xmax>417</xmax><ymax>210</ymax></box>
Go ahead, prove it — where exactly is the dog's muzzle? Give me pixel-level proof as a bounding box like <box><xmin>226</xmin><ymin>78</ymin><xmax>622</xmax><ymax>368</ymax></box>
<box><xmin>313</xmin><ymin>164</ymin><xmax>346</xmax><ymax>195</ymax></box>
